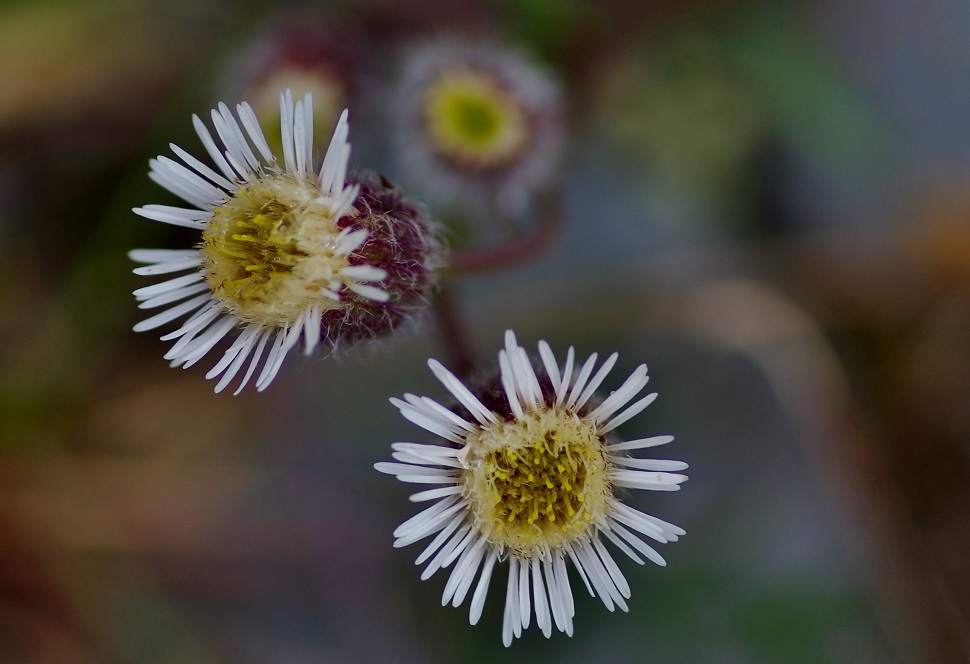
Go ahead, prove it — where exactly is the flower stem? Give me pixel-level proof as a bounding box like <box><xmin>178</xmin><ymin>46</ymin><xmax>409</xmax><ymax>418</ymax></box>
<box><xmin>448</xmin><ymin>198</ymin><xmax>562</xmax><ymax>274</ymax></box>
<box><xmin>432</xmin><ymin>283</ymin><xmax>477</xmax><ymax>378</ymax></box>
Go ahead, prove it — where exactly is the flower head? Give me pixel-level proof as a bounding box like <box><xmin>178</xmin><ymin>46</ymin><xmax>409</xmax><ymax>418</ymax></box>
<box><xmin>131</xmin><ymin>91</ymin><xmax>439</xmax><ymax>393</ymax></box>
<box><xmin>221</xmin><ymin>18</ymin><xmax>361</xmax><ymax>156</ymax></box>
<box><xmin>376</xmin><ymin>331</ymin><xmax>687</xmax><ymax>645</ymax></box>
<box><xmin>394</xmin><ymin>38</ymin><xmax>565</xmax><ymax>219</ymax></box>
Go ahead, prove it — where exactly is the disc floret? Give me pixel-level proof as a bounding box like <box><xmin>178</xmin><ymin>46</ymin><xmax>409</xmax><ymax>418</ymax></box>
<box><xmin>202</xmin><ymin>172</ymin><xmax>375</xmax><ymax>326</ymax></box>
<box><xmin>461</xmin><ymin>406</ymin><xmax>611</xmax><ymax>558</ymax></box>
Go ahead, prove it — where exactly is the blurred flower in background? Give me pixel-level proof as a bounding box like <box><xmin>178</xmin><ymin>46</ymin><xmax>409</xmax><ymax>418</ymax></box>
<box><xmin>392</xmin><ymin>37</ymin><xmax>564</xmax><ymax>223</ymax></box>
<box><xmin>218</xmin><ymin>14</ymin><xmax>363</xmax><ymax>159</ymax></box>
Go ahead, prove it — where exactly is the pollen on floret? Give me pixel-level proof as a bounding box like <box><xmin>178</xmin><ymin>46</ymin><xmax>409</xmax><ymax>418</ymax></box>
<box><xmin>201</xmin><ymin>172</ymin><xmax>362</xmax><ymax>327</ymax></box>
<box><xmin>459</xmin><ymin>405</ymin><xmax>612</xmax><ymax>558</ymax></box>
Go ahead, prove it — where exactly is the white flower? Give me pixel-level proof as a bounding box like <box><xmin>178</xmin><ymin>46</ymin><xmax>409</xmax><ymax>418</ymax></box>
<box><xmin>394</xmin><ymin>38</ymin><xmax>565</xmax><ymax>219</ymax></box>
<box><xmin>376</xmin><ymin>331</ymin><xmax>687</xmax><ymax>645</ymax></box>
<box><xmin>130</xmin><ymin>90</ymin><xmax>390</xmax><ymax>394</ymax></box>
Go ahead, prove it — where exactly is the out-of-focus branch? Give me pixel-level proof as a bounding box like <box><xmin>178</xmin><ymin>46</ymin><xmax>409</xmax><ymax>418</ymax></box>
<box><xmin>681</xmin><ymin>280</ymin><xmax>970</xmax><ymax>664</ymax></box>
<box><xmin>431</xmin><ymin>283</ymin><xmax>477</xmax><ymax>378</ymax></box>
<box><xmin>447</xmin><ymin>199</ymin><xmax>562</xmax><ymax>275</ymax></box>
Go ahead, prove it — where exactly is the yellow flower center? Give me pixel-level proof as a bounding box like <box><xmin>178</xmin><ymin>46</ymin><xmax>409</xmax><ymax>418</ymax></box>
<box><xmin>460</xmin><ymin>406</ymin><xmax>612</xmax><ymax>558</ymax></box>
<box><xmin>201</xmin><ymin>173</ymin><xmax>352</xmax><ymax>327</ymax></box>
<box><xmin>423</xmin><ymin>68</ymin><xmax>530</xmax><ymax>170</ymax></box>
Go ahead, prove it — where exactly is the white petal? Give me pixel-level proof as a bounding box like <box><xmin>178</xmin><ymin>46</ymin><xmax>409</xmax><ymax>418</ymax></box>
<box><xmin>132</xmin><ymin>272</ymin><xmax>204</xmax><ymax>300</ymax></box>
<box><xmin>132</xmin><ymin>293</ymin><xmax>210</xmax><ymax>332</ymax></box>
<box><xmin>611</xmin><ymin>469</ymin><xmax>687</xmax><ymax>491</ymax></box>
<box><xmin>129</xmin><ymin>249</ymin><xmax>199</xmax><ymax>263</ymax></box>
<box><xmin>565</xmin><ymin>352</ymin><xmax>597</xmax><ymax>410</ymax></box>
<box><xmin>574</xmin><ymin>541</ymin><xmax>627</xmax><ymax>611</ymax></box>
<box><xmin>302</xmin><ymin>92</ymin><xmax>314</xmax><ymax>171</ymax></box>
<box><xmin>599</xmin><ymin>392</ymin><xmax>658</xmax><ymax>434</ymax></box>
<box><xmin>178</xmin><ymin>317</ymin><xmax>237</xmax><ymax>368</ymax></box>
<box><xmin>160</xmin><ymin>301</ymin><xmax>220</xmax><ymax>343</ymax></box>
<box><xmin>531</xmin><ymin>558</ymin><xmax>552</xmax><ymax>638</ymax></box>
<box><xmin>392</xmin><ymin>495</ymin><xmax>461</xmax><ymax>539</ymax></box>
<box><xmin>600</xmin><ymin>526</ymin><xmax>645</xmax><ymax>565</ymax></box>
<box><xmin>518</xmin><ymin>554</ymin><xmax>531</xmax><ymax>629</ymax></box>
<box><xmin>236</xmin><ymin>102</ymin><xmax>276</xmax><ymax>164</ymax></box>
<box><xmin>574</xmin><ymin>352</ymin><xmax>618</xmax><ymax>410</ymax></box>
<box><xmin>399</xmin><ymin>396</ymin><xmax>476</xmax><ymax>433</ymax></box>
<box><xmin>555</xmin><ymin>347</ymin><xmax>575</xmax><ymax>405</ymax></box>
<box><xmin>148</xmin><ymin>160</ymin><xmax>216</xmax><ymax>209</ymax></box>
<box><xmin>391</xmin><ymin>441</ymin><xmax>462</xmax><ymax>458</ymax></box>
<box><xmin>412</xmin><ymin>511</ymin><xmax>465</xmax><ymax>562</ymax></box>
<box><xmin>553</xmin><ymin>554</ymin><xmax>575</xmax><ymax>633</ymax></box>
<box><xmin>207</xmin><ymin>325</ymin><xmax>258</xmax><ymax>379</ymax></box>
<box><xmin>302</xmin><ymin>302</ymin><xmax>321</xmax><ymax>356</ymax></box>
<box><xmin>607</xmin><ymin>435</ymin><xmax>675</xmax><ymax>451</ymax></box>
<box><xmin>169</xmin><ymin>142</ymin><xmax>235</xmax><ymax>191</ymax></box>
<box><xmin>610</xmin><ymin>456</ymin><xmax>689</xmax><ymax>471</ymax></box>
<box><xmin>255</xmin><ymin>327</ymin><xmax>298</xmax><ymax>392</ymax></box>
<box><xmin>137</xmin><ymin>282</ymin><xmax>208</xmax><ymax>310</ymax></box>
<box><xmin>132</xmin><ymin>204</ymin><xmax>208</xmax><ymax>229</ymax></box>
<box><xmin>421</xmin><ymin>524</ymin><xmax>471</xmax><ymax>581</ymax></box>
<box><xmin>441</xmin><ymin>526</ymin><xmax>477</xmax><ymax>568</ymax></box>
<box><xmin>565</xmin><ymin>542</ymin><xmax>594</xmax><ymax>597</ymax></box>
<box><xmin>427</xmin><ymin>359</ymin><xmax>497</xmax><ymax>426</ymax></box>
<box><xmin>392</xmin><ymin>401</ymin><xmax>466</xmax><ymax>444</ymax></box>
<box><xmin>498</xmin><ymin>350</ymin><xmax>524</xmax><ymax>420</ymax></box>
<box><xmin>537</xmin><ymin>340</ymin><xmax>562</xmax><ymax>397</ymax></box>
<box><xmin>294</xmin><ymin>98</ymin><xmax>307</xmax><ymax>174</ymax></box>
<box><xmin>609</xmin><ymin>501</ymin><xmax>684</xmax><ymax>542</ymax></box>
<box><xmin>334</xmin><ymin>227</ymin><xmax>368</xmax><ymax>255</ymax></box>
<box><xmin>213</xmin><ymin>103</ymin><xmax>259</xmax><ymax>174</ymax></box>
<box><xmin>340</xmin><ymin>265</ymin><xmax>387</xmax><ymax>281</ymax></box>
<box><xmin>544</xmin><ymin>558</ymin><xmax>568</xmax><ymax>634</ymax></box>
<box><xmin>192</xmin><ymin>114</ymin><xmax>238</xmax><ymax>181</ymax></box>
<box><xmin>374</xmin><ymin>462</ymin><xmax>453</xmax><ymax>478</ymax></box>
<box><xmin>132</xmin><ymin>256</ymin><xmax>201</xmax><ymax>276</ymax></box>
<box><xmin>503</xmin><ymin>558</ymin><xmax>520</xmax><ymax>646</ymax></box>
<box><xmin>280</xmin><ymin>90</ymin><xmax>296</xmax><ymax>173</ymax></box>
<box><xmin>588</xmin><ymin>364</ymin><xmax>650</xmax><ymax>424</ymax></box>
<box><xmin>469</xmin><ymin>548</ymin><xmax>499</xmax><ymax>625</ymax></box>
<box><xmin>319</xmin><ymin>108</ymin><xmax>349</xmax><ymax>195</ymax></box>
<box><xmin>398</xmin><ymin>501</ymin><xmax>466</xmax><ymax>550</ymax></box>
<box><xmin>408</xmin><ymin>486</ymin><xmax>464</xmax><ymax>502</ymax></box>
<box><xmin>606</xmin><ymin>519</ymin><xmax>667</xmax><ymax>567</ymax></box>
<box><xmin>232</xmin><ymin>328</ymin><xmax>270</xmax><ymax>395</ymax></box>
<box><xmin>444</xmin><ymin>535</ymin><xmax>487</xmax><ymax>607</ymax></box>
<box><xmin>512</xmin><ymin>346</ymin><xmax>542</xmax><ymax>407</ymax></box>
<box><xmin>592</xmin><ymin>537</ymin><xmax>631</xmax><ymax>599</ymax></box>
<box><xmin>345</xmin><ymin>282</ymin><xmax>390</xmax><ymax>302</ymax></box>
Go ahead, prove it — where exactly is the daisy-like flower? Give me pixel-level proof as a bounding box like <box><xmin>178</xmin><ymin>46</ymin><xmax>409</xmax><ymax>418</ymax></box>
<box><xmin>131</xmin><ymin>91</ymin><xmax>439</xmax><ymax>393</ymax></box>
<box><xmin>375</xmin><ymin>331</ymin><xmax>687</xmax><ymax>645</ymax></box>
<box><xmin>221</xmin><ymin>18</ymin><xmax>361</xmax><ymax>158</ymax></box>
<box><xmin>395</xmin><ymin>38</ymin><xmax>564</xmax><ymax>218</ymax></box>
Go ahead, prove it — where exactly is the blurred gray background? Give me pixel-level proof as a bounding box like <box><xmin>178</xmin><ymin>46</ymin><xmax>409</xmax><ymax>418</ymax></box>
<box><xmin>1</xmin><ymin>0</ymin><xmax>969</xmax><ymax>662</ymax></box>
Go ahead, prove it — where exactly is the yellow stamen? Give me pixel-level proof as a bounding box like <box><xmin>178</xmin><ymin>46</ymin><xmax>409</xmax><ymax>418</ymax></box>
<box><xmin>460</xmin><ymin>406</ymin><xmax>612</xmax><ymax>558</ymax></box>
<box><xmin>200</xmin><ymin>173</ymin><xmax>356</xmax><ymax>327</ymax></box>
